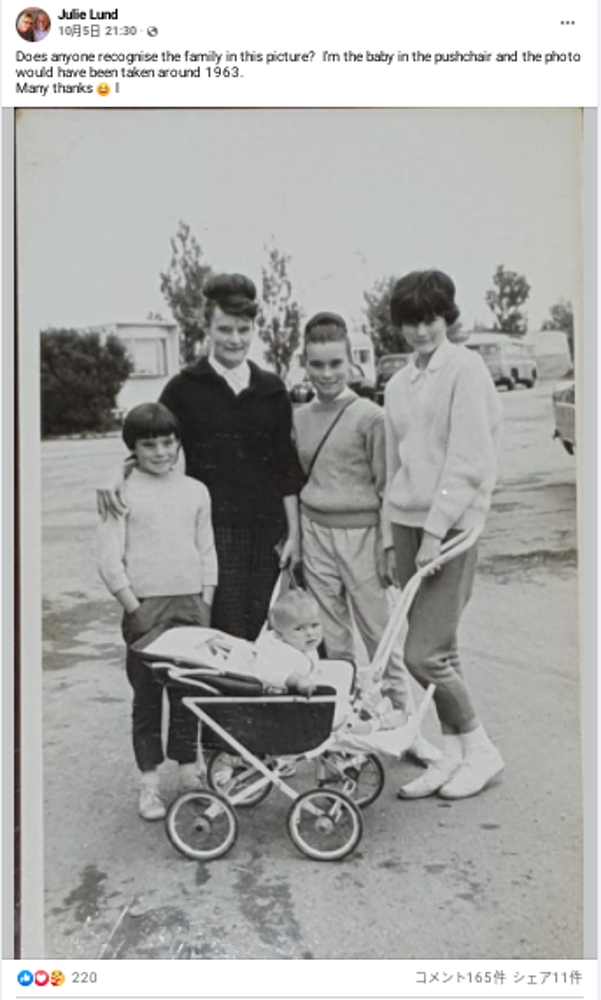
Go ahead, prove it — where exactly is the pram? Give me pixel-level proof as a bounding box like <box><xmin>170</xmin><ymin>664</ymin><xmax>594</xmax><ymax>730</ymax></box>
<box><xmin>135</xmin><ymin>528</ymin><xmax>478</xmax><ymax>862</ymax></box>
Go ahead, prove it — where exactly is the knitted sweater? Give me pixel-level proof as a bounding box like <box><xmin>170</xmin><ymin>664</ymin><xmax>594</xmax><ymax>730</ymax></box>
<box><xmin>252</xmin><ymin>631</ymin><xmax>316</xmax><ymax>687</ymax></box>
<box><xmin>384</xmin><ymin>340</ymin><xmax>502</xmax><ymax>538</ymax></box>
<box><xmin>160</xmin><ymin>358</ymin><xmax>304</xmax><ymax>528</ymax></box>
<box><xmin>294</xmin><ymin>393</ymin><xmax>387</xmax><ymax>532</ymax></box>
<box><xmin>98</xmin><ymin>469</ymin><xmax>218</xmax><ymax>598</ymax></box>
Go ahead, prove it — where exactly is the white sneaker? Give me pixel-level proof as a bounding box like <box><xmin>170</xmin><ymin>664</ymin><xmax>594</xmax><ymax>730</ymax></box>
<box><xmin>438</xmin><ymin>745</ymin><xmax>504</xmax><ymax>799</ymax></box>
<box><xmin>138</xmin><ymin>787</ymin><xmax>167</xmax><ymax>821</ymax></box>
<box><xmin>397</xmin><ymin>758</ymin><xmax>459</xmax><ymax>799</ymax></box>
<box><xmin>406</xmin><ymin>735</ymin><xmax>443</xmax><ymax>767</ymax></box>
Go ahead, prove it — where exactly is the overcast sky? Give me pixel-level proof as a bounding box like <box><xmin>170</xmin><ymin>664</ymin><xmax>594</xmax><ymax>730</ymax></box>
<box><xmin>17</xmin><ymin>108</ymin><xmax>581</xmax><ymax>346</ymax></box>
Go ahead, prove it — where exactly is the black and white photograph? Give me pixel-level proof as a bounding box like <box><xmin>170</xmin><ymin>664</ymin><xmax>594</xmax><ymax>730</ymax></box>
<box><xmin>17</xmin><ymin>108</ymin><xmax>581</xmax><ymax>959</ymax></box>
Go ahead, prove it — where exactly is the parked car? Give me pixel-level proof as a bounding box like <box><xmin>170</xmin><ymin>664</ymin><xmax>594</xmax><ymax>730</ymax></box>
<box><xmin>375</xmin><ymin>354</ymin><xmax>411</xmax><ymax>404</ymax></box>
<box><xmin>464</xmin><ymin>334</ymin><xmax>537</xmax><ymax>390</ymax></box>
<box><xmin>289</xmin><ymin>362</ymin><xmax>376</xmax><ymax>404</ymax></box>
<box><xmin>552</xmin><ymin>382</ymin><xmax>576</xmax><ymax>454</ymax></box>
<box><xmin>348</xmin><ymin>362</ymin><xmax>377</xmax><ymax>401</ymax></box>
<box><xmin>288</xmin><ymin>380</ymin><xmax>315</xmax><ymax>404</ymax></box>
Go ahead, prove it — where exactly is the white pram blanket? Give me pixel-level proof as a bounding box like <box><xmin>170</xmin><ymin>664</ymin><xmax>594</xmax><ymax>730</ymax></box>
<box><xmin>334</xmin><ymin>706</ymin><xmax>429</xmax><ymax>758</ymax></box>
<box><xmin>141</xmin><ymin>626</ymin><xmax>354</xmax><ymax>726</ymax></box>
<box><xmin>141</xmin><ymin>626</ymin><xmax>250</xmax><ymax>671</ymax></box>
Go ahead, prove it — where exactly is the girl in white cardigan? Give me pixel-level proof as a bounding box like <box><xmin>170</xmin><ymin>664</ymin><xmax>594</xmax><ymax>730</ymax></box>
<box><xmin>384</xmin><ymin>270</ymin><xmax>504</xmax><ymax>799</ymax></box>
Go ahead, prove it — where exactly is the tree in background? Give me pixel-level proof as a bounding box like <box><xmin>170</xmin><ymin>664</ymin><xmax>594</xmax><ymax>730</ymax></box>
<box><xmin>542</xmin><ymin>299</ymin><xmax>574</xmax><ymax>360</ymax></box>
<box><xmin>256</xmin><ymin>244</ymin><xmax>302</xmax><ymax>379</ymax></box>
<box><xmin>41</xmin><ymin>330</ymin><xmax>132</xmax><ymax>437</ymax></box>
<box><xmin>160</xmin><ymin>221</ymin><xmax>213</xmax><ymax>364</ymax></box>
<box><xmin>485</xmin><ymin>264</ymin><xmax>530</xmax><ymax>335</ymax></box>
<box><xmin>361</xmin><ymin>276</ymin><xmax>411</xmax><ymax>357</ymax></box>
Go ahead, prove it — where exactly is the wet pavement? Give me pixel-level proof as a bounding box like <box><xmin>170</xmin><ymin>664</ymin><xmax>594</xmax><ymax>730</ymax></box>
<box><xmin>40</xmin><ymin>381</ymin><xmax>581</xmax><ymax>959</ymax></box>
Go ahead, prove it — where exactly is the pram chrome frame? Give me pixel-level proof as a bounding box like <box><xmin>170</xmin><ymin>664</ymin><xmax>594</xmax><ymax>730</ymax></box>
<box><xmin>152</xmin><ymin>671</ymin><xmax>369</xmax><ymax>860</ymax></box>
<box><xmin>142</xmin><ymin>527</ymin><xmax>480</xmax><ymax>862</ymax></box>
<box><xmin>175</xmin><ymin>684</ymin><xmax>341</xmax><ymax>807</ymax></box>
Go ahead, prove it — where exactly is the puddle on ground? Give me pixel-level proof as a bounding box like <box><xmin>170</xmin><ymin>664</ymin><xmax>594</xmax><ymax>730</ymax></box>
<box><xmin>43</xmin><ymin>598</ymin><xmax>121</xmax><ymax>670</ymax></box>
<box><xmin>57</xmin><ymin>865</ymin><xmax>108</xmax><ymax>922</ymax></box>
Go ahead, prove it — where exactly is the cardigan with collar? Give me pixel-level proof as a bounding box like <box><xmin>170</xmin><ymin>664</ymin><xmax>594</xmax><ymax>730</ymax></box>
<box><xmin>160</xmin><ymin>358</ymin><xmax>304</xmax><ymax>528</ymax></box>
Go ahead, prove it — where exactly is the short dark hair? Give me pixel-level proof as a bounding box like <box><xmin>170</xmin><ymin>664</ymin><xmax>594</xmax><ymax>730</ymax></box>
<box><xmin>122</xmin><ymin>402</ymin><xmax>180</xmax><ymax>451</ymax></box>
<box><xmin>203</xmin><ymin>273</ymin><xmax>259</xmax><ymax>325</ymax></box>
<box><xmin>390</xmin><ymin>270</ymin><xmax>460</xmax><ymax>328</ymax></box>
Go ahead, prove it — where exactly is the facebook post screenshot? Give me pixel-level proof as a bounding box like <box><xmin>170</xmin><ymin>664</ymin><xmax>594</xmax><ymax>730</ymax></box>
<box><xmin>0</xmin><ymin>0</ymin><xmax>598</xmax><ymax>997</ymax></box>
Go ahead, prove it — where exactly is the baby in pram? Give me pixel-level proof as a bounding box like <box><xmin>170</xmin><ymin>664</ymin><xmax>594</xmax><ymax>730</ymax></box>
<box><xmin>232</xmin><ymin>588</ymin><xmax>355</xmax><ymax>727</ymax></box>
<box><xmin>238</xmin><ymin>588</ymin><xmax>409</xmax><ymax>736</ymax></box>
<box><xmin>142</xmin><ymin>587</ymin><xmax>412</xmax><ymax>750</ymax></box>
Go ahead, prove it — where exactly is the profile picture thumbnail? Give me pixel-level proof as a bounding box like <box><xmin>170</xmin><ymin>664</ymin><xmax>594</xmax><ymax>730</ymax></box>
<box><xmin>16</xmin><ymin>8</ymin><xmax>51</xmax><ymax>43</ymax></box>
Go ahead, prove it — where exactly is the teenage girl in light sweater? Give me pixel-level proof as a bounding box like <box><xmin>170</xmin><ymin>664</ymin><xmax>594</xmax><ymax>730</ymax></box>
<box><xmin>293</xmin><ymin>312</ymin><xmax>440</xmax><ymax>767</ymax></box>
<box><xmin>384</xmin><ymin>270</ymin><xmax>504</xmax><ymax>799</ymax></box>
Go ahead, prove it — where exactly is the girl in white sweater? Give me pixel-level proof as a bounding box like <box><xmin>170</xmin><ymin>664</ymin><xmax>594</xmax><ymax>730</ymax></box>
<box><xmin>98</xmin><ymin>403</ymin><xmax>218</xmax><ymax>821</ymax></box>
<box><xmin>384</xmin><ymin>270</ymin><xmax>504</xmax><ymax>799</ymax></box>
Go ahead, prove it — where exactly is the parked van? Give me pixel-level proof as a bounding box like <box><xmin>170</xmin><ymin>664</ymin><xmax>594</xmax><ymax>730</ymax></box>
<box><xmin>552</xmin><ymin>382</ymin><xmax>575</xmax><ymax>454</ymax></box>
<box><xmin>465</xmin><ymin>334</ymin><xmax>537</xmax><ymax>390</ymax></box>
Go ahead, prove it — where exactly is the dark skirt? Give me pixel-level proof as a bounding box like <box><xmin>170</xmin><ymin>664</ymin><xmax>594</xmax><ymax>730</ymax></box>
<box><xmin>211</xmin><ymin>522</ymin><xmax>284</xmax><ymax>640</ymax></box>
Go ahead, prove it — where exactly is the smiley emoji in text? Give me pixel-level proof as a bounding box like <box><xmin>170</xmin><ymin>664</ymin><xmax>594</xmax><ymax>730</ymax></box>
<box><xmin>96</xmin><ymin>82</ymin><xmax>111</xmax><ymax>97</ymax></box>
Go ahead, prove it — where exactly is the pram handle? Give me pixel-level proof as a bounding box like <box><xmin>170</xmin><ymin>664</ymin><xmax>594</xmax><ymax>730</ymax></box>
<box><xmin>429</xmin><ymin>525</ymin><xmax>481</xmax><ymax>564</ymax></box>
<box><xmin>370</xmin><ymin>526</ymin><xmax>481</xmax><ymax>684</ymax></box>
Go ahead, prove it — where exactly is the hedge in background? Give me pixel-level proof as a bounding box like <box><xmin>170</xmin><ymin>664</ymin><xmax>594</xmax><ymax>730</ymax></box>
<box><xmin>41</xmin><ymin>329</ymin><xmax>133</xmax><ymax>437</ymax></box>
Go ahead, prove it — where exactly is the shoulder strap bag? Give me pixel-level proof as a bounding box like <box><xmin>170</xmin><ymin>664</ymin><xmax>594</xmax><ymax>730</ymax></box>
<box><xmin>304</xmin><ymin>397</ymin><xmax>358</xmax><ymax>482</ymax></box>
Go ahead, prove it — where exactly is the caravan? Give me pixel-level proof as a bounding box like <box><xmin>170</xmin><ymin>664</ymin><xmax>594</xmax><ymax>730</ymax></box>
<box><xmin>464</xmin><ymin>333</ymin><xmax>537</xmax><ymax>390</ymax></box>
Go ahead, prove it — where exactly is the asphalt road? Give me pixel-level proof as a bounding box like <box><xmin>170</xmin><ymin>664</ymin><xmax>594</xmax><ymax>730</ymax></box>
<box><xmin>39</xmin><ymin>381</ymin><xmax>581</xmax><ymax>959</ymax></box>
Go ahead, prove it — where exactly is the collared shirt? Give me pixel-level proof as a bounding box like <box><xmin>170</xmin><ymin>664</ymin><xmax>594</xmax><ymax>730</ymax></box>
<box><xmin>408</xmin><ymin>338</ymin><xmax>455</xmax><ymax>392</ymax></box>
<box><xmin>208</xmin><ymin>354</ymin><xmax>251</xmax><ymax>395</ymax></box>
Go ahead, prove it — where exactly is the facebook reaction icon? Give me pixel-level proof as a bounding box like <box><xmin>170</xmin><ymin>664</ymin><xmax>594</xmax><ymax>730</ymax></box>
<box><xmin>35</xmin><ymin>972</ymin><xmax>50</xmax><ymax>987</ymax></box>
<box><xmin>18</xmin><ymin>971</ymin><xmax>34</xmax><ymax>986</ymax></box>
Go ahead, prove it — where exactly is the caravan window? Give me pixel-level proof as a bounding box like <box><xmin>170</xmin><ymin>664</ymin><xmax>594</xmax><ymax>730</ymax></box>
<box><xmin>122</xmin><ymin>338</ymin><xmax>168</xmax><ymax>377</ymax></box>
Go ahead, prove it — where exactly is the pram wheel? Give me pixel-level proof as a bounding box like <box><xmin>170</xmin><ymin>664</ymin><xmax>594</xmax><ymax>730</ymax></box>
<box><xmin>207</xmin><ymin>752</ymin><xmax>272</xmax><ymax>808</ymax></box>
<box><xmin>166</xmin><ymin>790</ymin><xmax>238</xmax><ymax>861</ymax></box>
<box><xmin>317</xmin><ymin>751</ymin><xmax>385</xmax><ymax>808</ymax></box>
<box><xmin>287</xmin><ymin>789</ymin><xmax>363</xmax><ymax>861</ymax></box>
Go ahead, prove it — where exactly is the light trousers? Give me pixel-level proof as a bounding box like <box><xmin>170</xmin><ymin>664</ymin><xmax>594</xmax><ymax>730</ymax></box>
<box><xmin>301</xmin><ymin>516</ymin><xmax>412</xmax><ymax>710</ymax></box>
